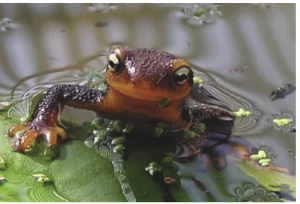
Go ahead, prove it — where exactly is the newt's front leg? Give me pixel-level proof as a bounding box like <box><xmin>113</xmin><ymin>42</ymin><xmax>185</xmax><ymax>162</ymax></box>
<box><xmin>7</xmin><ymin>84</ymin><xmax>106</xmax><ymax>152</ymax></box>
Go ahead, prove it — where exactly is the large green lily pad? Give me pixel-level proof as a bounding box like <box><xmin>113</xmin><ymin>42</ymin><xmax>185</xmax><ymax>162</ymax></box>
<box><xmin>0</xmin><ymin>117</ymin><xmax>127</xmax><ymax>202</ymax></box>
<box><xmin>0</xmin><ymin>112</ymin><xmax>191</xmax><ymax>202</ymax></box>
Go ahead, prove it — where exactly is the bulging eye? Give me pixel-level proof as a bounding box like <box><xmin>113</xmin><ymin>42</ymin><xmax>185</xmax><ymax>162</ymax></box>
<box><xmin>173</xmin><ymin>66</ymin><xmax>191</xmax><ymax>85</ymax></box>
<box><xmin>107</xmin><ymin>52</ymin><xmax>121</xmax><ymax>72</ymax></box>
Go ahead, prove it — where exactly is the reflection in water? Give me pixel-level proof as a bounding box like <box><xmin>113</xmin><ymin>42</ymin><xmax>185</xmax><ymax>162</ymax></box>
<box><xmin>0</xmin><ymin>3</ymin><xmax>295</xmax><ymax>202</ymax></box>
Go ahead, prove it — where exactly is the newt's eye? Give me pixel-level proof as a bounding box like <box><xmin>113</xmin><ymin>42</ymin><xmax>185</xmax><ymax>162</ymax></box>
<box><xmin>173</xmin><ymin>66</ymin><xmax>191</xmax><ymax>85</ymax></box>
<box><xmin>107</xmin><ymin>53</ymin><xmax>121</xmax><ymax>72</ymax></box>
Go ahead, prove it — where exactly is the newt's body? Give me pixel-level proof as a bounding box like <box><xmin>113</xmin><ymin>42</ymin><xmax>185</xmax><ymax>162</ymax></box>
<box><xmin>8</xmin><ymin>47</ymin><xmax>234</xmax><ymax>152</ymax></box>
<box><xmin>6</xmin><ymin>47</ymin><xmax>293</xmax><ymax>177</ymax></box>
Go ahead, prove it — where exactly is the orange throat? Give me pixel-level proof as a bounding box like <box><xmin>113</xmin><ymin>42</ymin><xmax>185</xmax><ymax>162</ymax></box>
<box><xmin>96</xmin><ymin>88</ymin><xmax>189</xmax><ymax>128</ymax></box>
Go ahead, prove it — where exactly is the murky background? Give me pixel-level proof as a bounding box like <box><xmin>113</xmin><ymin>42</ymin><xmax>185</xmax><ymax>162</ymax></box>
<box><xmin>0</xmin><ymin>3</ymin><xmax>295</xmax><ymax>202</ymax></box>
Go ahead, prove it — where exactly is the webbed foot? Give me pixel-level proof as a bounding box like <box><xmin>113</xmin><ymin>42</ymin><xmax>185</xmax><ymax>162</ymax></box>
<box><xmin>7</xmin><ymin>122</ymin><xmax>67</xmax><ymax>152</ymax></box>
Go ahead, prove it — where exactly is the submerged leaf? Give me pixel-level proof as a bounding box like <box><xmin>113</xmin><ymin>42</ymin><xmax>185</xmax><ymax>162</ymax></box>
<box><xmin>162</xmin><ymin>156</ymin><xmax>173</xmax><ymax>163</ymax></box>
<box><xmin>238</xmin><ymin>163</ymin><xmax>296</xmax><ymax>199</ymax></box>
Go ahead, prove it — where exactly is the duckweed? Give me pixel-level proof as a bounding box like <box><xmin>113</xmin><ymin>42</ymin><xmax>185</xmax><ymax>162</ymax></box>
<box><xmin>162</xmin><ymin>156</ymin><xmax>173</xmax><ymax>163</ymax></box>
<box><xmin>272</xmin><ymin>118</ymin><xmax>293</xmax><ymax>127</ymax></box>
<box><xmin>250</xmin><ymin>154</ymin><xmax>262</xmax><ymax>161</ymax></box>
<box><xmin>113</xmin><ymin>144</ymin><xmax>124</xmax><ymax>154</ymax></box>
<box><xmin>123</xmin><ymin>123</ymin><xmax>133</xmax><ymax>133</ymax></box>
<box><xmin>250</xmin><ymin>150</ymin><xmax>272</xmax><ymax>167</ymax></box>
<box><xmin>155</xmin><ymin>122</ymin><xmax>170</xmax><ymax>137</ymax></box>
<box><xmin>157</xmin><ymin>98</ymin><xmax>169</xmax><ymax>108</ymax></box>
<box><xmin>233</xmin><ymin>108</ymin><xmax>252</xmax><ymax>117</ymax></box>
<box><xmin>82</xmin><ymin>121</ymin><xmax>94</xmax><ymax>133</ymax></box>
<box><xmin>259</xmin><ymin>158</ymin><xmax>272</xmax><ymax>166</ymax></box>
<box><xmin>184</xmin><ymin>129</ymin><xmax>197</xmax><ymax>139</ymax></box>
<box><xmin>112</xmin><ymin>137</ymin><xmax>126</xmax><ymax>146</ymax></box>
<box><xmin>155</xmin><ymin>127</ymin><xmax>164</xmax><ymax>137</ymax></box>
<box><xmin>258</xmin><ymin>150</ymin><xmax>267</xmax><ymax>158</ymax></box>
<box><xmin>32</xmin><ymin>174</ymin><xmax>50</xmax><ymax>183</ymax></box>
<box><xmin>192</xmin><ymin>123</ymin><xmax>205</xmax><ymax>134</ymax></box>
<box><xmin>112</xmin><ymin>120</ymin><xmax>122</xmax><ymax>132</ymax></box>
<box><xmin>83</xmin><ymin>117</ymin><xmax>136</xmax><ymax>202</ymax></box>
<box><xmin>93</xmin><ymin>135</ymin><xmax>103</xmax><ymax>145</ymax></box>
<box><xmin>193</xmin><ymin>76</ymin><xmax>203</xmax><ymax>84</ymax></box>
<box><xmin>145</xmin><ymin>162</ymin><xmax>161</xmax><ymax>176</ymax></box>
<box><xmin>91</xmin><ymin>117</ymin><xmax>104</xmax><ymax>128</ymax></box>
<box><xmin>250</xmin><ymin>150</ymin><xmax>267</xmax><ymax>160</ymax></box>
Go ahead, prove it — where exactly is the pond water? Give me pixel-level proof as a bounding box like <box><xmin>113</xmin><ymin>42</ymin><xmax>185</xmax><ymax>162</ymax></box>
<box><xmin>0</xmin><ymin>3</ymin><xmax>296</xmax><ymax>202</ymax></box>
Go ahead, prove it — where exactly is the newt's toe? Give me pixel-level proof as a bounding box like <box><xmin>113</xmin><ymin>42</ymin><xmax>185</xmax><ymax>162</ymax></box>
<box><xmin>7</xmin><ymin>124</ymin><xmax>28</xmax><ymax>137</ymax></box>
<box><xmin>11</xmin><ymin>130</ymin><xmax>39</xmax><ymax>152</ymax></box>
<box><xmin>7</xmin><ymin>122</ymin><xmax>68</xmax><ymax>153</ymax></box>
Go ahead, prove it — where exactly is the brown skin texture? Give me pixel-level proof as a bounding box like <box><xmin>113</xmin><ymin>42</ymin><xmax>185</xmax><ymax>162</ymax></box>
<box><xmin>7</xmin><ymin>47</ymin><xmax>194</xmax><ymax>151</ymax></box>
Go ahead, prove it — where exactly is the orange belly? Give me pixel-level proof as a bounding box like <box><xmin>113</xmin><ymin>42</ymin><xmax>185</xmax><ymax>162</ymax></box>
<box><xmin>96</xmin><ymin>88</ymin><xmax>189</xmax><ymax>128</ymax></box>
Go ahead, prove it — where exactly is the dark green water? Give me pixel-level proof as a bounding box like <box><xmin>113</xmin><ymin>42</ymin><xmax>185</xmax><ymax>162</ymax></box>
<box><xmin>0</xmin><ymin>3</ymin><xmax>295</xmax><ymax>202</ymax></box>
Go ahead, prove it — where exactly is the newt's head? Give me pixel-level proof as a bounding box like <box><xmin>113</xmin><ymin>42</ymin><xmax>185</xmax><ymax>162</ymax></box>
<box><xmin>105</xmin><ymin>47</ymin><xmax>194</xmax><ymax>102</ymax></box>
